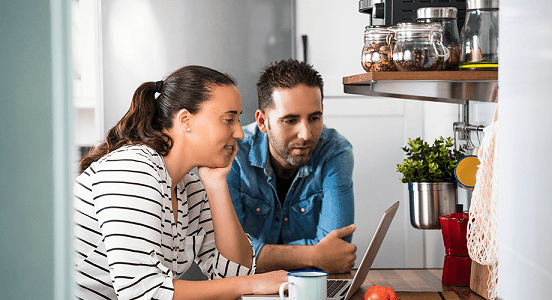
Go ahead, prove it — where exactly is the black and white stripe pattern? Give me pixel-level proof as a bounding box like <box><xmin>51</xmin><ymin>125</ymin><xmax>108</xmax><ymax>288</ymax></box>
<box><xmin>73</xmin><ymin>145</ymin><xmax>255</xmax><ymax>300</ymax></box>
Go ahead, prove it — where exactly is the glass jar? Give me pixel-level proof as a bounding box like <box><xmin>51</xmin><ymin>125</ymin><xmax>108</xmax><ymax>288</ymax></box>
<box><xmin>361</xmin><ymin>25</ymin><xmax>396</xmax><ymax>72</ymax></box>
<box><xmin>460</xmin><ymin>0</ymin><xmax>499</xmax><ymax>70</ymax></box>
<box><xmin>391</xmin><ymin>22</ymin><xmax>450</xmax><ymax>71</ymax></box>
<box><xmin>417</xmin><ymin>7</ymin><xmax>461</xmax><ymax>70</ymax></box>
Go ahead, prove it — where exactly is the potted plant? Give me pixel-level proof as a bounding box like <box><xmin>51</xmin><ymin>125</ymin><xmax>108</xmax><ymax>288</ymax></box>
<box><xmin>397</xmin><ymin>137</ymin><xmax>465</xmax><ymax>229</ymax></box>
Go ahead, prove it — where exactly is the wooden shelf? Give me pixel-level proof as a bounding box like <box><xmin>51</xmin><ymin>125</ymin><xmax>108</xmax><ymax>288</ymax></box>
<box><xmin>343</xmin><ymin>71</ymin><xmax>498</xmax><ymax>104</ymax></box>
<box><xmin>344</xmin><ymin>70</ymin><xmax>497</xmax><ymax>83</ymax></box>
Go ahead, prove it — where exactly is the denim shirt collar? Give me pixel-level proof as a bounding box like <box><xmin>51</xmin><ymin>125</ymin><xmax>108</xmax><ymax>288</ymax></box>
<box><xmin>248</xmin><ymin>127</ymin><xmax>314</xmax><ymax>179</ymax></box>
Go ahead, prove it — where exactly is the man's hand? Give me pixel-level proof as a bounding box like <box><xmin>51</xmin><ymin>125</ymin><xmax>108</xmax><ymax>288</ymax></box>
<box><xmin>312</xmin><ymin>224</ymin><xmax>357</xmax><ymax>274</ymax></box>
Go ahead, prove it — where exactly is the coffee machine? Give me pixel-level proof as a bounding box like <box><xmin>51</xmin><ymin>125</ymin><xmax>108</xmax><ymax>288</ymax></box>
<box><xmin>359</xmin><ymin>0</ymin><xmax>467</xmax><ymax>26</ymax></box>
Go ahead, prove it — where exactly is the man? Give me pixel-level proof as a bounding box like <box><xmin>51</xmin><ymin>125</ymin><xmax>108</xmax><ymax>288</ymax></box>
<box><xmin>228</xmin><ymin>59</ymin><xmax>356</xmax><ymax>274</ymax></box>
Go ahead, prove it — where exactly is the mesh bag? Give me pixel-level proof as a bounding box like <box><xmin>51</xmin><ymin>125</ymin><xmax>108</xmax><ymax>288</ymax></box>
<box><xmin>467</xmin><ymin>108</ymin><xmax>499</xmax><ymax>299</ymax></box>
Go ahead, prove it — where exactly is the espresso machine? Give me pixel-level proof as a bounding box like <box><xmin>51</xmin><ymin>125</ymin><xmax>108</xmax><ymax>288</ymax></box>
<box><xmin>359</xmin><ymin>0</ymin><xmax>467</xmax><ymax>26</ymax></box>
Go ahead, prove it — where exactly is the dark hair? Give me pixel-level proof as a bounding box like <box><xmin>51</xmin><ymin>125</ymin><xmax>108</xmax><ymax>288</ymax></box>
<box><xmin>80</xmin><ymin>65</ymin><xmax>235</xmax><ymax>172</ymax></box>
<box><xmin>256</xmin><ymin>59</ymin><xmax>324</xmax><ymax>111</ymax></box>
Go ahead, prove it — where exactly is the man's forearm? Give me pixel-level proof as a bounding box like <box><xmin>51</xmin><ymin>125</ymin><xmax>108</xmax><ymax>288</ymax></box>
<box><xmin>255</xmin><ymin>244</ymin><xmax>318</xmax><ymax>273</ymax></box>
<box><xmin>254</xmin><ymin>225</ymin><xmax>357</xmax><ymax>274</ymax></box>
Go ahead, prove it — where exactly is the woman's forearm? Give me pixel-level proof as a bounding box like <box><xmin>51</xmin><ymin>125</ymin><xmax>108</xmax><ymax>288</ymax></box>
<box><xmin>172</xmin><ymin>277</ymin><xmax>248</xmax><ymax>300</ymax></box>
<box><xmin>203</xmin><ymin>180</ymin><xmax>253</xmax><ymax>268</ymax></box>
<box><xmin>172</xmin><ymin>270</ymin><xmax>287</xmax><ymax>300</ymax></box>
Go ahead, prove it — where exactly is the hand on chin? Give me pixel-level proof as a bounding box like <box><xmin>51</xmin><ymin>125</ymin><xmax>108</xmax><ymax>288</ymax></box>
<box><xmin>197</xmin><ymin>147</ymin><xmax>237</xmax><ymax>186</ymax></box>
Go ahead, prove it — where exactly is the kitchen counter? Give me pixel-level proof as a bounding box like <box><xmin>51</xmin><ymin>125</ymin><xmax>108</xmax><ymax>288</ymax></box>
<box><xmin>336</xmin><ymin>268</ymin><xmax>485</xmax><ymax>300</ymax></box>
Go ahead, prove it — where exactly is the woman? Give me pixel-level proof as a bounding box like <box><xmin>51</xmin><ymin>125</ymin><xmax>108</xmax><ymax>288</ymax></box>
<box><xmin>74</xmin><ymin>65</ymin><xmax>287</xmax><ymax>300</ymax></box>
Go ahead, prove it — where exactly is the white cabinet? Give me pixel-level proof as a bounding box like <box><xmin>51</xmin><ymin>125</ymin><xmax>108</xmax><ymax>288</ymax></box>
<box><xmin>323</xmin><ymin>97</ymin><xmax>430</xmax><ymax>268</ymax></box>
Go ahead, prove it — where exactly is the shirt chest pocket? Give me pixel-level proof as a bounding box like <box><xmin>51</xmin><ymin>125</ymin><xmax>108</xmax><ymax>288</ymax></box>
<box><xmin>241</xmin><ymin>193</ymin><xmax>273</xmax><ymax>238</ymax></box>
<box><xmin>289</xmin><ymin>192</ymin><xmax>322</xmax><ymax>235</ymax></box>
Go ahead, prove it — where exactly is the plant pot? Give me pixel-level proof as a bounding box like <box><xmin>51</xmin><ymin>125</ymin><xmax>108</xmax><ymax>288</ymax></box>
<box><xmin>408</xmin><ymin>182</ymin><xmax>457</xmax><ymax>229</ymax></box>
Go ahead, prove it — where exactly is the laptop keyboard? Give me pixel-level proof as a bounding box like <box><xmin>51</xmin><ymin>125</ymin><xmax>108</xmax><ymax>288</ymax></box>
<box><xmin>327</xmin><ymin>279</ymin><xmax>349</xmax><ymax>298</ymax></box>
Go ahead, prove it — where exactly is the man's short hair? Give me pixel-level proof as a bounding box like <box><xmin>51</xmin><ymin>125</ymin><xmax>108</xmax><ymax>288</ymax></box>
<box><xmin>256</xmin><ymin>59</ymin><xmax>324</xmax><ymax>111</ymax></box>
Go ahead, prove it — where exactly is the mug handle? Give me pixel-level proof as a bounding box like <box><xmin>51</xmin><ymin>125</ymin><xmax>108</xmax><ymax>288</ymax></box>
<box><xmin>279</xmin><ymin>282</ymin><xmax>293</xmax><ymax>300</ymax></box>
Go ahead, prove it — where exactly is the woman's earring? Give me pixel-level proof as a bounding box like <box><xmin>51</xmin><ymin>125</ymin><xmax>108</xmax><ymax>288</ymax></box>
<box><xmin>186</xmin><ymin>128</ymin><xmax>191</xmax><ymax>132</ymax></box>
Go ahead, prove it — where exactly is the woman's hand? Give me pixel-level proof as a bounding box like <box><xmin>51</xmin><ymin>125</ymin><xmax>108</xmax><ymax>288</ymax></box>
<box><xmin>249</xmin><ymin>270</ymin><xmax>289</xmax><ymax>295</ymax></box>
<box><xmin>198</xmin><ymin>145</ymin><xmax>237</xmax><ymax>188</ymax></box>
<box><xmin>172</xmin><ymin>270</ymin><xmax>288</xmax><ymax>300</ymax></box>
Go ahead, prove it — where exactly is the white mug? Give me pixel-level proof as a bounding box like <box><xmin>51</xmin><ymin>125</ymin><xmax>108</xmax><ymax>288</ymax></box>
<box><xmin>279</xmin><ymin>270</ymin><xmax>328</xmax><ymax>300</ymax></box>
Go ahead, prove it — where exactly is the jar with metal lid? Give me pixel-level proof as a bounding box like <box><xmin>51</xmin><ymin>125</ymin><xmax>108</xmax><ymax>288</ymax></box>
<box><xmin>361</xmin><ymin>25</ymin><xmax>396</xmax><ymax>72</ymax></box>
<box><xmin>391</xmin><ymin>22</ymin><xmax>450</xmax><ymax>71</ymax></box>
<box><xmin>460</xmin><ymin>0</ymin><xmax>499</xmax><ymax>70</ymax></box>
<box><xmin>417</xmin><ymin>7</ymin><xmax>461</xmax><ymax>70</ymax></box>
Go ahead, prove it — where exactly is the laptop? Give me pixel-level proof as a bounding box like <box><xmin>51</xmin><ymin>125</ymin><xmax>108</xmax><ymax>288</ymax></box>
<box><xmin>241</xmin><ymin>201</ymin><xmax>400</xmax><ymax>300</ymax></box>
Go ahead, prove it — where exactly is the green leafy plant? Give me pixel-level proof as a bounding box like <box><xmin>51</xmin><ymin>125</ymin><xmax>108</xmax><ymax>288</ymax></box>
<box><xmin>397</xmin><ymin>136</ymin><xmax>464</xmax><ymax>183</ymax></box>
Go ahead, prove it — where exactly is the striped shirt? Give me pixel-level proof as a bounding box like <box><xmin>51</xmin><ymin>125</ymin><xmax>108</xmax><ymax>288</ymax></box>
<box><xmin>73</xmin><ymin>145</ymin><xmax>255</xmax><ymax>300</ymax></box>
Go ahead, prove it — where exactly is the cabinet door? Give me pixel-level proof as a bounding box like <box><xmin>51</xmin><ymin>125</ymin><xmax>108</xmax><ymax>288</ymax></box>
<box><xmin>324</xmin><ymin>97</ymin><xmax>427</xmax><ymax>268</ymax></box>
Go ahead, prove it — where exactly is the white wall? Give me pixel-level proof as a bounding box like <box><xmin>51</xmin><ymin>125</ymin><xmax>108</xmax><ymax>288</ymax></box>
<box><xmin>498</xmin><ymin>1</ymin><xmax>552</xmax><ymax>298</ymax></box>
<box><xmin>422</xmin><ymin>100</ymin><xmax>497</xmax><ymax>268</ymax></box>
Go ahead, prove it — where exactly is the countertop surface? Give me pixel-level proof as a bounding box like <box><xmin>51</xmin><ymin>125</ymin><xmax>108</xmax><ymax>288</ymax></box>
<box><xmin>337</xmin><ymin>269</ymin><xmax>486</xmax><ymax>300</ymax></box>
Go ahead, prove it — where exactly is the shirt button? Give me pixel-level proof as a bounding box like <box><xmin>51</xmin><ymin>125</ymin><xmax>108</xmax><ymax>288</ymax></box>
<box><xmin>284</xmin><ymin>217</ymin><xmax>289</xmax><ymax>222</ymax></box>
<box><xmin>256</xmin><ymin>207</ymin><xmax>261</xmax><ymax>212</ymax></box>
<box><xmin>300</xmin><ymin>207</ymin><xmax>305</xmax><ymax>213</ymax></box>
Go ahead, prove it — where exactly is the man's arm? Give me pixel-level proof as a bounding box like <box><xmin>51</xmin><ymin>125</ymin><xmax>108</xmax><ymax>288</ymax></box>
<box><xmin>257</xmin><ymin>138</ymin><xmax>357</xmax><ymax>273</ymax></box>
<box><xmin>255</xmin><ymin>224</ymin><xmax>357</xmax><ymax>274</ymax></box>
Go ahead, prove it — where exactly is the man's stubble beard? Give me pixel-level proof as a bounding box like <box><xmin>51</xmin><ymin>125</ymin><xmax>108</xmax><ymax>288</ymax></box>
<box><xmin>266</xmin><ymin>121</ymin><xmax>316</xmax><ymax>167</ymax></box>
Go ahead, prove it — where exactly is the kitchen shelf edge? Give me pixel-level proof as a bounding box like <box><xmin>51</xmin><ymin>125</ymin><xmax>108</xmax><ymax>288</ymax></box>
<box><xmin>343</xmin><ymin>71</ymin><xmax>498</xmax><ymax>103</ymax></box>
<box><xmin>343</xmin><ymin>70</ymin><xmax>497</xmax><ymax>84</ymax></box>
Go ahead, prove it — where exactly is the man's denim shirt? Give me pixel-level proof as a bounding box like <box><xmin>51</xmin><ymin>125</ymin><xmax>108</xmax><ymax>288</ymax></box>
<box><xmin>228</xmin><ymin>122</ymin><xmax>355</xmax><ymax>255</ymax></box>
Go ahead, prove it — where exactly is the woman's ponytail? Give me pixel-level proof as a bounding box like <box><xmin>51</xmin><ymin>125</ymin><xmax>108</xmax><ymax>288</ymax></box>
<box><xmin>80</xmin><ymin>81</ymin><xmax>171</xmax><ymax>172</ymax></box>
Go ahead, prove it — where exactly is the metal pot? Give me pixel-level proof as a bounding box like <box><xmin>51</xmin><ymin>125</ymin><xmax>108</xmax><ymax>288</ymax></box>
<box><xmin>408</xmin><ymin>182</ymin><xmax>457</xmax><ymax>229</ymax></box>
